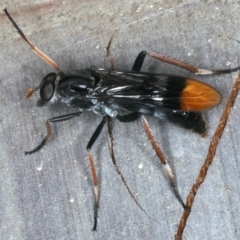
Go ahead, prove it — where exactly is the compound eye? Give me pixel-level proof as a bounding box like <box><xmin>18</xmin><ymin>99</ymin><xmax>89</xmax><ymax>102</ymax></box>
<box><xmin>39</xmin><ymin>73</ymin><xmax>56</xmax><ymax>102</ymax></box>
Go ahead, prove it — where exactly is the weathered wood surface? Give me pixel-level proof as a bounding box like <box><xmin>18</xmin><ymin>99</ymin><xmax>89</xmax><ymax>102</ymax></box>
<box><xmin>1</xmin><ymin>1</ymin><xmax>240</xmax><ymax>239</ymax></box>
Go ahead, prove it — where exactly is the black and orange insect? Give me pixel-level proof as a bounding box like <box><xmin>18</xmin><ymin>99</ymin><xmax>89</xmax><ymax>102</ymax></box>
<box><xmin>4</xmin><ymin>8</ymin><xmax>240</xmax><ymax>230</ymax></box>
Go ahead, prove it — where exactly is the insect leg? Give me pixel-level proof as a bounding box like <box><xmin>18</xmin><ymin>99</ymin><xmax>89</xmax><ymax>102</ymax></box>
<box><xmin>132</xmin><ymin>51</ymin><xmax>147</xmax><ymax>71</ymax></box>
<box><xmin>86</xmin><ymin>116</ymin><xmax>108</xmax><ymax>231</ymax></box>
<box><xmin>145</xmin><ymin>50</ymin><xmax>240</xmax><ymax>75</ymax></box>
<box><xmin>25</xmin><ymin>111</ymin><xmax>82</xmax><ymax>154</ymax></box>
<box><xmin>132</xmin><ymin>52</ymin><xmax>186</xmax><ymax>207</ymax></box>
<box><xmin>141</xmin><ymin>116</ymin><xmax>186</xmax><ymax>209</ymax></box>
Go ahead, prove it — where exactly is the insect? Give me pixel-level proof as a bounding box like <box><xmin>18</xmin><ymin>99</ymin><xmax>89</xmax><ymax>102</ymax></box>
<box><xmin>4</xmin><ymin>8</ymin><xmax>240</xmax><ymax>231</ymax></box>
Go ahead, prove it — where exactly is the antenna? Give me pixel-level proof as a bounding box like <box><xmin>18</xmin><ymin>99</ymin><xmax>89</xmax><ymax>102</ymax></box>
<box><xmin>4</xmin><ymin>8</ymin><xmax>60</xmax><ymax>72</ymax></box>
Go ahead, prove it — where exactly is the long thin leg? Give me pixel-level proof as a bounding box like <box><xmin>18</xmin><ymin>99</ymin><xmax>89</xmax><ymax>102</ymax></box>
<box><xmin>107</xmin><ymin>117</ymin><xmax>159</xmax><ymax>224</ymax></box>
<box><xmin>132</xmin><ymin>52</ymin><xmax>186</xmax><ymax>207</ymax></box>
<box><xmin>136</xmin><ymin>50</ymin><xmax>240</xmax><ymax>75</ymax></box>
<box><xmin>86</xmin><ymin>116</ymin><xmax>108</xmax><ymax>231</ymax></box>
<box><xmin>141</xmin><ymin>116</ymin><xmax>186</xmax><ymax>209</ymax></box>
<box><xmin>107</xmin><ymin>57</ymin><xmax>156</xmax><ymax>223</ymax></box>
<box><xmin>25</xmin><ymin>111</ymin><xmax>82</xmax><ymax>154</ymax></box>
<box><xmin>132</xmin><ymin>51</ymin><xmax>147</xmax><ymax>71</ymax></box>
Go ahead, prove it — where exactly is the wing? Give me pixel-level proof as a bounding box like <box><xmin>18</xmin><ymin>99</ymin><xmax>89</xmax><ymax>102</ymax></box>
<box><xmin>93</xmin><ymin>69</ymin><xmax>222</xmax><ymax>112</ymax></box>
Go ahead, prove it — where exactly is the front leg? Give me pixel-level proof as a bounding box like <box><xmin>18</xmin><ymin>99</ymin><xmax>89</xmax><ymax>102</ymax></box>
<box><xmin>25</xmin><ymin>111</ymin><xmax>82</xmax><ymax>154</ymax></box>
